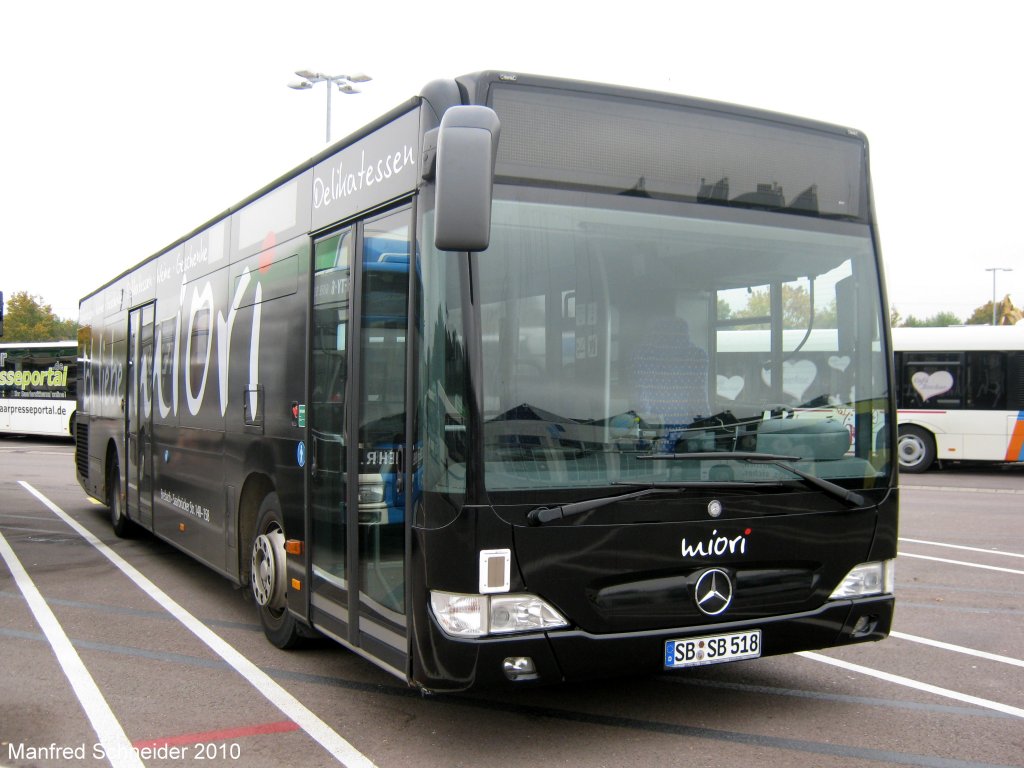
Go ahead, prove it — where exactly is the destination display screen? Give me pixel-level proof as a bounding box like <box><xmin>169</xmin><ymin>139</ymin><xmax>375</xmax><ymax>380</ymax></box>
<box><xmin>490</xmin><ymin>85</ymin><xmax>866</xmax><ymax>220</ymax></box>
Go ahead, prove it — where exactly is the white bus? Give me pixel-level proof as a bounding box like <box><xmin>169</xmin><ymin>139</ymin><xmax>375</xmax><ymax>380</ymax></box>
<box><xmin>0</xmin><ymin>340</ymin><xmax>77</xmax><ymax>438</ymax></box>
<box><xmin>892</xmin><ymin>326</ymin><xmax>1024</xmax><ymax>472</ymax></box>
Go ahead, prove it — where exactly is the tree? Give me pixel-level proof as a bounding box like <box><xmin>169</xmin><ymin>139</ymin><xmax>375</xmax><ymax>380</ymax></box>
<box><xmin>730</xmin><ymin>285</ymin><xmax>837</xmax><ymax>329</ymax></box>
<box><xmin>898</xmin><ymin>310</ymin><xmax>962</xmax><ymax>327</ymax></box>
<box><xmin>1</xmin><ymin>291</ymin><xmax>77</xmax><ymax>341</ymax></box>
<box><xmin>966</xmin><ymin>294</ymin><xmax>1022</xmax><ymax>326</ymax></box>
<box><xmin>930</xmin><ymin>310</ymin><xmax>965</xmax><ymax>327</ymax></box>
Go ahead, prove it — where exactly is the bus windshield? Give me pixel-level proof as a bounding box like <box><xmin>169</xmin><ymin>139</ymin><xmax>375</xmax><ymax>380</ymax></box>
<box><xmin>469</xmin><ymin>191</ymin><xmax>889</xmax><ymax>496</ymax></box>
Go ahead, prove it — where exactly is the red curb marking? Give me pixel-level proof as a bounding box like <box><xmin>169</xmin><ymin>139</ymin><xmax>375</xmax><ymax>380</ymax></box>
<box><xmin>133</xmin><ymin>720</ymin><xmax>300</xmax><ymax>749</ymax></box>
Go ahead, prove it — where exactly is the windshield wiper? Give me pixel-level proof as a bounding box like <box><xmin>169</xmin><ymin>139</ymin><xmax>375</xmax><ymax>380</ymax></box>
<box><xmin>638</xmin><ymin>451</ymin><xmax>868</xmax><ymax>508</ymax></box>
<box><xmin>526</xmin><ymin>487</ymin><xmax>684</xmax><ymax>526</ymax></box>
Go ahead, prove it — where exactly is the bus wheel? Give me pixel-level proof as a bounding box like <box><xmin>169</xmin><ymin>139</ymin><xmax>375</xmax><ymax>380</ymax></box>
<box><xmin>108</xmin><ymin>462</ymin><xmax>133</xmax><ymax>538</ymax></box>
<box><xmin>898</xmin><ymin>426</ymin><xmax>935</xmax><ymax>473</ymax></box>
<box><xmin>250</xmin><ymin>493</ymin><xmax>305</xmax><ymax>649</ymax></box>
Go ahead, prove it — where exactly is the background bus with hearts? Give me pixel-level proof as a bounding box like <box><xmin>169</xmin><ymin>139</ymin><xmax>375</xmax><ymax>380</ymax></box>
<box><xmin>892</xmin><ymin>325</ymin><xmax>1024</xmax><ymax>472</ymax></box>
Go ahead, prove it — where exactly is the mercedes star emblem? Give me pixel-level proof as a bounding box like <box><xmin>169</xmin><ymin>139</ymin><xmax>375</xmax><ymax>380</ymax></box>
<box><xmin>694</xmin><ymin>568</ymin><xmax>733</xmax><ymax>616</ymax></box>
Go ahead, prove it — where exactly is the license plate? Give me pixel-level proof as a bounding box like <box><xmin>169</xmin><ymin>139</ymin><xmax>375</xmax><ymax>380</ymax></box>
<box><xmin>665</xmin><ymin>630</ymin><xmax>761</xmax><ymax>668</ymax></box>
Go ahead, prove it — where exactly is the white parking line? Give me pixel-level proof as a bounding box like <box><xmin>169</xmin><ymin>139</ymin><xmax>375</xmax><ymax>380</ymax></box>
<box><xmin>18</xmin><ymin>481</ymin><xmax>377</xmax><ymax>768</ymax></box>
<box><xmin>891</xmin><ymin>631</ymin><xmax>1024</xmax><ymax>669</ymax></box>
<box><xmin>899</xmin><ymin>552</ymin><xmax>1024</xmax><ymax>575</ymax></box>
<box><xmin>0</xmin><ymin>531</ymin><xmax>144</xmax><ymax>768</ymax></box>
<box><xmin>899</xmin><ymin>537</ymin><xmax>1024</xmax><ymax>559</ymax></box>
<box><xmin>798</xmin><ymin>652</ymin><xmax>1024</xmax><ymax>719</ymax></box>
<box><xmin>901</xmin><ymin>484</ymin><xmax>1024</xmax><ymax>495</ymax></box>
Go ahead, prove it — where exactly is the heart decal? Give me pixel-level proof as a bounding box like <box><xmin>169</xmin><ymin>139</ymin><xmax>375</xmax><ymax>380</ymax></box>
<box><xmin>761</xmin><ymin>359</ymin><xmax>818</xmax><ymax>401</ymax></box>
<box><xmin>828</xmin><ymin>355</ymin><xmax>851</xmax><ymax>372</ymax></box>
<box><xmin>911</xmin><ymin>370</ymin><xmax>954</xmax><ymax>402</ymax></box>
<box><xmin>716</xmin><ymin>375</ymin><xmax>745</xmax><ymax>401</ymax></box>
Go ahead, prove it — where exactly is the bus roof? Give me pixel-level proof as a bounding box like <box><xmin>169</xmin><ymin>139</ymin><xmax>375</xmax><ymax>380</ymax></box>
<box><xmin>80</xmin><ymin>71</ymin><xmax>875</xmax><ymax>309</ymax></box>
<box><xmin>891</xmin><ymin>324</ymin><xmax>1024</xmax><ymax>352</ymax></box>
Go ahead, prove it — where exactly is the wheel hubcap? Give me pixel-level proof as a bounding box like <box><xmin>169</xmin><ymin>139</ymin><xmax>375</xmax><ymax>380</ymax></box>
<box><xmin>898</xmin><ymin>436</ymin><xmax>924</xmax><ymax>466</ymax></box>
<box><xmin>251</xmin><ymin>528</ymin><xmax>286</xmax><ymax>610</ymax></box>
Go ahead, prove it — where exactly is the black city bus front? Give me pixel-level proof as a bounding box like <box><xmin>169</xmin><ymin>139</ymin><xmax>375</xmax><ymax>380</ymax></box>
<box><xmin>410</xmin><ymin>76</ymin><xmax>896</xmax><ymax>691</ymax></box>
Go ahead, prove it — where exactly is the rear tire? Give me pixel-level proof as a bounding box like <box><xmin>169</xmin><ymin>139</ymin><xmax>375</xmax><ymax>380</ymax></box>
<box><xmin>250</xmin><ymin>493</ymin><xmax>306</xmax><ymax>649</ymax></box>
<box><xmin>898</xmin><ymin>425</ymin><xmax>935</xmax><ymax>473</ymax></box>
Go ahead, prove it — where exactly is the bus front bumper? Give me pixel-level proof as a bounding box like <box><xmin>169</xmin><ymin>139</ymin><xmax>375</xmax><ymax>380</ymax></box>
<box><xmin>416</xmin><ymin>595</ymin><xmax>893</xmax><ymax>692</ymax></box>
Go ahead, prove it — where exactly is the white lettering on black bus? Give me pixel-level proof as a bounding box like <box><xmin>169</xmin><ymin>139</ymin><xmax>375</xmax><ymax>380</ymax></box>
<box><xmin>681</xmin><ymin>529</ymin><xmax>750</xmax><ymax>559</ymax></box>
<box><xmin>313</xmin><ymin>145</ymin><xmax>417</xmax><ymax>210</ymax></box>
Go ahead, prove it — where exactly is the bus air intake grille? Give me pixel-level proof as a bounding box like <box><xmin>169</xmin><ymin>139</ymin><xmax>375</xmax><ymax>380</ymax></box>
<box><xmin>75</xmin><ymin>423</ymin><xmax>89</xmax><ymax>478</ymax></box>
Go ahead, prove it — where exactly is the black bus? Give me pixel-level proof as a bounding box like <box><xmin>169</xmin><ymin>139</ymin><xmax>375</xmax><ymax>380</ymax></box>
<box><xmin>76</xmin><ymin>71</ymin><xmax>896</xmax><ymax>691</ymax></box>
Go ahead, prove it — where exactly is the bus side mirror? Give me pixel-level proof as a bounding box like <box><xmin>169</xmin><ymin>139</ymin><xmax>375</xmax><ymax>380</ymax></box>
<box><xmin>434</xmin><ymin>106</ymin><xmax>500</xmax><ymax>252</ymax></box>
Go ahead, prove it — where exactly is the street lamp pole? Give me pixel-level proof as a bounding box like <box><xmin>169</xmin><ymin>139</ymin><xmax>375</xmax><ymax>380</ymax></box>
<box><xmin>287</xmin><ymin>70</ymin><xmax>372</xmax><ymax>143</ymax></box>
<box><xmin>984</xmin><ymin>267</ymin><xmax>1013</xmax><ymax>325</ymax></box>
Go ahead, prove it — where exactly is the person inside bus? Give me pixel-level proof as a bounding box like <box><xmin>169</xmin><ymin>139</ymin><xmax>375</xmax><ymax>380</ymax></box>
<box><xmin>630</xmin><ymin>316</ymin><xmax>710</xmax><ymax>449</ymax></box>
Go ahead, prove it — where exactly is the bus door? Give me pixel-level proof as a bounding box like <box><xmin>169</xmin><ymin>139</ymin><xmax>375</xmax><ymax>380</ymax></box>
<box><xmin>308</xmin><ymin>207</ymin><xmax>411</xmax><ymax>676</ymax></box>
<box><xmin>126</xmin><ymin>303</ymin><xmax>155</xmax><ymax>529</ymax></box>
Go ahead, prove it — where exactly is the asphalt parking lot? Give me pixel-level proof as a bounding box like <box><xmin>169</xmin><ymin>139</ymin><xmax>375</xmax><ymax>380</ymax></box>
<box><xmin>1</xmin><ymin>437</ymin><xmax>1021</xmax><ymax>767</ymax></box>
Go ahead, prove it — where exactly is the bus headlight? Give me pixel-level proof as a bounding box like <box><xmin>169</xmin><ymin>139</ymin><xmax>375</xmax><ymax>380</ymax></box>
<box><xmin>430</xmin><ymin>591</ymin><xmax>568</xmax><ymax>638</ymax></box>
<box><xmin>829</xmin><ymin>560</ymin><xmax>895</xmax><ymax>599</ymax></box>
<box><xmin>489</xmin><ymin>595</ymin><xmax>568</xmax><ymax>635</ymax></box>
<box><xmin>430</xmin><ymin>592</ymin><xmax>487</xmax><ymax>637</ymax></box>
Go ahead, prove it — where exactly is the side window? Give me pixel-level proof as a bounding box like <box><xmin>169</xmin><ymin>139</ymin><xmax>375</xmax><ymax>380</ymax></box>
<box><xmin>901</xmin><ymin>352</ymin><xmax>962</xmax><ymax>409</ymax></box>
<box><xmin>1009</xmin><ymin>352</ymin><xmax>1024</xmax><ymax>411</ymax></box>
<box><xmin>966</xmin><ymin>352</ymin><xmax>1006</xmax><ymax>410</ymax></box>
<box><xmin>309</xmin><ymin>226</ymin><xmax>353</xmax><ymax>589</ymax></box>
<box><xmin>61</xmin><ymin>351</ymin><xmax>77</xmax><ymax>401</ymax></box>
<box><xmin>420</xmin><ymin>247</ymin><xmax>468</xmax><ymax>496</ymax></box>
<box><xmin>359</xmin><ymin>208</ymin><xmax>411</xmax><ymax>616</ymax></box>
<box><xmin>360</xmin><ymin>210</ymin><xmax>410</xmax><ymax>451</ymax></box>
<box><xmin>311</xmin><ymin>226</ymin><xmax>352</xmax><ymax>438</ymax></box>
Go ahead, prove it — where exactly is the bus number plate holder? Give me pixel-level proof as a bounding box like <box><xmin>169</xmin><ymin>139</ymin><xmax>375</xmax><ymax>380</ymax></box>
<box><xmin>665</xmin><ymin>630</ymin><xmax>761</xmax><ymax>669</ymax></box>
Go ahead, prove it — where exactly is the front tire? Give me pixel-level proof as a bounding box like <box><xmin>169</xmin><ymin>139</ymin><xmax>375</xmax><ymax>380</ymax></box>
<box><xmin>898</xmin><ymin>425</ymin><xmax>935</xmax><ymax>473</ymax></box>
<box><xmin>250</xmin><ymin>493</ymin><xmax>306</xmax><ymax>649</ymax></box>
<box><xmin>108</xmin><ymin>462</ymin><xmax>134</xmax><ymax>538</ymax></box>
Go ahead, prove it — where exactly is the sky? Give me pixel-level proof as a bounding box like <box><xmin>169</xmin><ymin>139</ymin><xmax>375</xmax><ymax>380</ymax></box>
<box><xmin>2</xmin><ymin>0</ymin><xmax>1021</xmax><ymax>324</ymax></box>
